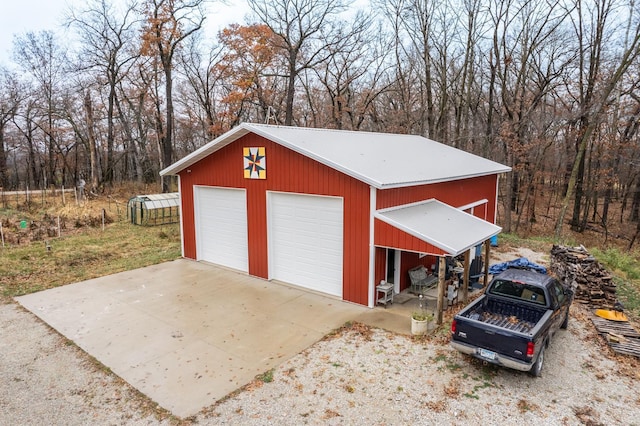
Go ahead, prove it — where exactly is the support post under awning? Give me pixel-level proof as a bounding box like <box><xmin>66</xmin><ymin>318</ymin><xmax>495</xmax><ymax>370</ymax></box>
<box><xmin>484</xmin><ymin>239</ymin><xmax>491</xmax><ymax>286</ymax></box>
<box><xmin>436</xmin><ymin>257</ymin><xmax>446</xmax><ymax>325</ymax></box>
<box><xmin>462</xmin><ymin>249</ymin><xmax>470</xmax><ymax>304</ymax></box>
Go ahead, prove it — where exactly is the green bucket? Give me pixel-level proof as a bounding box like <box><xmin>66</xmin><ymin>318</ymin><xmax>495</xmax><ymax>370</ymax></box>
<box><xmin>20</xmin><ymin>220</ymin><xmax>27</xmax><ymax>229</ymax></box>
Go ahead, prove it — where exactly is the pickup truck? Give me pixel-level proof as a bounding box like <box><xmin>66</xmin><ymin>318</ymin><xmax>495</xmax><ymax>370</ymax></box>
<box><xmin>450</xmin><ymin>268</ymin><xmax>573</xmax><ymax>376</ymax></box>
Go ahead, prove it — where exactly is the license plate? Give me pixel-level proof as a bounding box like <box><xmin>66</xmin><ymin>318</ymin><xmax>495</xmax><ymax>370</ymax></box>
<box><xmin>479</xmin><ymin>348</ymin><xmax>496</xmax><ymax>360</ymax></box>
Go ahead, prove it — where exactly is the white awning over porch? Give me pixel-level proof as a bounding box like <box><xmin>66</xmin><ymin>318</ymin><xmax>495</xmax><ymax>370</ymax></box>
<box><xmin>374</xmin><ymin>199</ymin><xmax>501</xmax><ymax>257</ymax></box>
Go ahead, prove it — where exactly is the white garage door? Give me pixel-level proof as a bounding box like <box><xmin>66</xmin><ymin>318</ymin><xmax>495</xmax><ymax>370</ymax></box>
<box><xmin>268</xmin><ymin>192</ymin><xmax>343</xmax><ymax>297</ymax></box>
<box><xmin>194</xmin><ymin>186</ymin><xmax>248</xmax><ymax>272</ymax></box>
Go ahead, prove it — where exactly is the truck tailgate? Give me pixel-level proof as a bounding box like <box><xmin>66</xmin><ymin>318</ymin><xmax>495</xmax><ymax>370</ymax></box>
<box><xmin>453</xmin><ymin>310</ymin><xmax>551</xmax><ymax>363</ymax></box>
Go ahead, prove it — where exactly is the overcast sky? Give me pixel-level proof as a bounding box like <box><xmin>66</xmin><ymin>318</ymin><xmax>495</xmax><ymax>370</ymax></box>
<box><xmin>0</xmin><ymin>0</ymin><xmax>250</xmax><ymax>67</ymax></box>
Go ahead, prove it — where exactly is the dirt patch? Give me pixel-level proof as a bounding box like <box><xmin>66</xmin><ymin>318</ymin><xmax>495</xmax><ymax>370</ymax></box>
<box><xmin>490</xmin><ymin>245</ymin><xmax>550</xmax><ymax>267</ymax></box>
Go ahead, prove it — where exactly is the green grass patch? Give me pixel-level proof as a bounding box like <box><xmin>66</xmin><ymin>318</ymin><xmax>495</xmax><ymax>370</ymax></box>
<box><xmin>463</xmin><ymin>381</ymin><xmax>492</xmax><ymax>399</ymax></box>
<box><xmin>591</xmin><ymin>247</ymin><xmax>640</xmax><ymax>280</ymax></box>
<box><xmin>463</xmin><ymin>368</ymin><xmax>496</xmax><ymax>399</ymax></box>
<box><xmin>433</xmin><ymin>354</ymin><xmax>447</xmax><ymax>363</ymax></box>
<box><xmin>0</xmin><ymin>222</ymin><xmax>181</xmax><ymax>300</ymax></box>
<box><xmin>257</xmin><ymin>369</ymin><xmax>274</xmax><ymax>383</ymax></box>
<box><xmin>433</xmin><ymin>353</ymin><xmax>463</xmax><ymax>372</ymax></box>
<box><xmin>591</xmin><ymin>247</ymin><xmax>640</xmax><ymax>317</ymax></box>
<box><xmin>614</xmin><ymin>278</ymin><xmax>640</xmax><ymax>318</ymax></box>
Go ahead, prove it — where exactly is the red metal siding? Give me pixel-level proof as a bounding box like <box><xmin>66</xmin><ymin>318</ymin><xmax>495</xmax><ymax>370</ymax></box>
<box><xmin>374</xmin><ymin>219</ymin><xmax>448</xmax><ymax>256</ymax></box>
<box><xmin>377</xmin><ymin>175</ymin><xmax>498</xmax><ymax>221</ymax></box>
<box><xmin>374</xmin><ymin>175</ymin><xmax>498</xmax><ymax>256</ymax></box>
<box><xmin>178</xmin><ymin>133</ymin><xmax>371</xmax><ymax>305</ymax></box>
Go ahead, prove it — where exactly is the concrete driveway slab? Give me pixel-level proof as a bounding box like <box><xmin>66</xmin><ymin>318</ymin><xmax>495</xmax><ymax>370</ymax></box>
<box><xmin>16</xmin><ymin>259</ymin><xmax>368</xmax><ymax>418</ymax></box>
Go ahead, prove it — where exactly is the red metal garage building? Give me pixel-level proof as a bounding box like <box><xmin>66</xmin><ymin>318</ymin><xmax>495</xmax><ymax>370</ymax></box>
<box><xmin>161</xmin><ymin>124</ymin><xmax>510</xmax><ymax>307</ymax></box>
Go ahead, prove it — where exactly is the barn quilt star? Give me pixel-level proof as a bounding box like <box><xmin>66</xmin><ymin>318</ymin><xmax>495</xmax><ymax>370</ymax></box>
<box><xmin>243</xmin><ymin>147</ymin><xmax>266</xmax><ymax>179</ymax></box>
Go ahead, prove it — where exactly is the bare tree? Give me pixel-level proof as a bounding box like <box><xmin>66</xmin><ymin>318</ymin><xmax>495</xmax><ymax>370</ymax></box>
<box><xmin>67</xmin><ymin>0</ymin><xmax>139</xmax><ymax>189</ymax></box>
<box><xmin>117</xmin><ymin>57</ymin><xmax>160</xmax><ymax>183</ymax></box>
<box><xmin>0</xmin><ymin>69</ymin><xmax>22</xmax><ymax>188</ymax></box>
<box><xmin>247</xmin><ymin>0</ymin><xmax>350</xmax><ymax>126</ymax></box>
<box><xmin>555</xmin><ymin>0</ymin><xmax>640</xmax><ymax>238</ymax></box>
<box><xmin>12</xmin><ymin>31</ymin><xmax>69</xmax><ymax>187</ymax></box>
<box><xmin>310</xmin><ymin>12</ymin><xmax>381</xmax><ymax>129</ymax></box>
<box><xmin>486</xmin><ymin>0</ymin><xmax>573</xmax><ymax>232</ymax></box>
<box><xmin>140</xmin><ymin>0</ymin><xmax>206</xmax><ymax>192</ymax></box>
<box><xmin>176</xmin><ymin>33</ymin><xmax>224</xmax><ymax>141</ymax></box>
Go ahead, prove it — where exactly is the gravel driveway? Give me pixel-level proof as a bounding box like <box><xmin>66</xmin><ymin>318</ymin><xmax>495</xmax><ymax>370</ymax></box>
<box><xmin>0</xmin><ymin>303</ymin><xmax>171</xmax><ymax>425</ymax></box>
<box><xmin>2</xmin><ymin>298</ymin><xmax>639</xmax><ymax>425</ymax></box>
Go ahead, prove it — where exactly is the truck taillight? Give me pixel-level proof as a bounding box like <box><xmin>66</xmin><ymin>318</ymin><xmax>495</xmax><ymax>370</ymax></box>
<box><xmin>451</xmin><ymin>319</ymin><xmax>457</xmax><ymax>334</ymax></box>
<box><xmin>526</xmin><ymin>342</ymin><xmax>535</xmax><ymax>358</ymax></box>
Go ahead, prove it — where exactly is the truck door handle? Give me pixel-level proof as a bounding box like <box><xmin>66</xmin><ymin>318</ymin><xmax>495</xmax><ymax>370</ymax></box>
<box><xmin>484</xmin><ymin>330</ymin><xmax>495</xmax><ymax>335</ymax></box>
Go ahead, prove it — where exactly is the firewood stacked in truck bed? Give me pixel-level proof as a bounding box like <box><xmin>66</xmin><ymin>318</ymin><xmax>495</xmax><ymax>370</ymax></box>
<box><xmin>478</xmin><ymin>311</ymin><xmax>536</xmax><ymax>333</ymax></box>
<box><xmin>550</xmin><ymin>245</ymin><xmax>616</xmax><ymax>308</ymax></box>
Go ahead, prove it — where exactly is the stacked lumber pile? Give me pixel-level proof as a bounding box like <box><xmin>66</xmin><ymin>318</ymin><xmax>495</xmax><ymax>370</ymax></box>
<box><xmin>550</xmin><ymin>245</ymin><xmax>616</xmax><ymax>308</ymax></box>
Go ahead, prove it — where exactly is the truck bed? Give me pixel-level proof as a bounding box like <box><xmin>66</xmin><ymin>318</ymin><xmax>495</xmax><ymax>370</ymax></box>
<box><xmin>451</xmin><ymin>268</ymin><xmax>573</xmax><ymax>375</ymax></box>
<box><xmin>461</xmin><ymin>297</ymin><xmax>545</xmax><ymax>335</ymax></box>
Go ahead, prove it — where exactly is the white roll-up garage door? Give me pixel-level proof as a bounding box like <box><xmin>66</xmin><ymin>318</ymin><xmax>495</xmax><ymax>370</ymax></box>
<box><xmin>194</xmin><ymin>186</ymin><xmax>248</xmax><ymax>272</ymax></box>
<box><xmin>268</xmin><ymin>192</ymin><xmax>343</xmax><ymax>297</ymax></box>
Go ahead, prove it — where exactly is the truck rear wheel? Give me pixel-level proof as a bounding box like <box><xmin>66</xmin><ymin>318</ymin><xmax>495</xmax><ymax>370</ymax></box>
<box><xmin>561</xmin><ymin>310</ymin><xmax>569</xmax><ymax>329</ymax></box>
<box><xmin>530</xmin><ymin>346</ymin><xmax>545</xmax><ymax>377</ymax></box>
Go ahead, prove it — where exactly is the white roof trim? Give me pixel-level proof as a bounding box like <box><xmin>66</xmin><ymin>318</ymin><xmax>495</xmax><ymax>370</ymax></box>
<box><xmin>160</xmin><ymin>125</ymin><xmax>251</xmax><ymax>176</ymax></box>
<box><xmin>161</xmin><ymin>123</ymin><xmax>511</xmax><ymax>189</ymax></box>
<box><xmin>457</xmin><ymin>199</ymin><xmax>488</xmax><ymax>211</ymax></box>
<box><xmin>375</xmin><ymin>199</ymin><xmax>501</xmax><ymax>256</ymax></box>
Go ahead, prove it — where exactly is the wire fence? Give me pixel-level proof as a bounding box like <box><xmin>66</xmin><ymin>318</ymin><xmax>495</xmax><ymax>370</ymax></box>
<box><xmin>0</xmin><ymin>186</ymin><xmax>131</xmax><ymax>248</ymax></box>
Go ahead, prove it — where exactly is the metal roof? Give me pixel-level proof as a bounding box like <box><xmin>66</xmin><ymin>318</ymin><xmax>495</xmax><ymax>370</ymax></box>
<box><xmin>129</xmin><ymin>192</ymin><xmax>180</xmax><ymax>209</ymax></box>
<box><xmin>374</xmin><ymin>199</ymin><xmax>502</xmax><ymax>256</ymax></box>
<box><xmin>161</xmin><ymin>123</ymin><xmax>511</xmax><ymax>189</ymax></box>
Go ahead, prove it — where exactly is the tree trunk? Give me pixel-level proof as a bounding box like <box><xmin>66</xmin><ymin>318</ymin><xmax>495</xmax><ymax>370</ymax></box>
<box><xmin>570</xmin><ymin>142</ymin><xmax>586</xmax><ymax>230</ymax></box>
<box><xmin>83</xmin><ymin>92</ymin><xmax>99</xmax><ymax>191</ymax></box>
<box><xmin>104</xmin><ymin>81</ymin><xmax>117</xmax><ymax>186</ymax></box>
<box><xmin>0</xmin><ymin>123</ymin><xmax>7</xmax><ymax>188</ymax></box>
<box><xmin>162</xmin><ymin>62</ymin><xmax>174</xmax><ymax>192</ymax></box>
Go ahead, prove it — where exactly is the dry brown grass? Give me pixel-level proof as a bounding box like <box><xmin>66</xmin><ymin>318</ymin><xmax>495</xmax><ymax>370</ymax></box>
<box><xmin>0</xmin><ymin>184</ymin><xmax>181</xmax><ymax>301</ymax></box>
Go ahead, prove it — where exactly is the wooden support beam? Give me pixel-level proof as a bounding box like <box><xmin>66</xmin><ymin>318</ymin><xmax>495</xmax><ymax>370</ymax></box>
<box><xmin>436</xmin><ymin>256</ymin><xmax>446</xmax><ymax>324</ymax></box>
<box><xmin>462</xmin><ymin>249</ymin><xmax>470</xmax><ymax>303</ymax></box>
<box><xmin>484</xmin><ymin>239</ymin><xmax>491</xmax><ymax>286</ymax></box>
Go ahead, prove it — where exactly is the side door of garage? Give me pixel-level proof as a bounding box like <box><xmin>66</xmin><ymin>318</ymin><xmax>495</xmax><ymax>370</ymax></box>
<box><xmin>268</xmin><ymin>192</ymin><xmax>343</xmax><ymax>297</ymax></box>
<box><xmin>194</xmin><ymin>186</ymin><xmax>248</xmax><ymax>272</ymax></box>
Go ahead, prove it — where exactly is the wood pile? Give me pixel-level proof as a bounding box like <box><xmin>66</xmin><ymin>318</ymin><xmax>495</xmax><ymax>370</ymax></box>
<box><xmin>550</xmin><ymin>245</ymin><xmax>617</xmax><ymax>308</ymax></box>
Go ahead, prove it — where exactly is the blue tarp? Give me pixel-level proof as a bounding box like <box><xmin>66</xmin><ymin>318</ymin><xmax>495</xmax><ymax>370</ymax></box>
<box><xmin>488</xmin><ymin>257</ymin><xmax>547</xmax><ymax>275</ymax></box>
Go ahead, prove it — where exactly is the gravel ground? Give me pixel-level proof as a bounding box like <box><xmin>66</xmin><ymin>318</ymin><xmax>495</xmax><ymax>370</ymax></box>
<box><xmin>0</xmin><ymin>303</ymin><xmax>171</xmax><ymax>425</ymax></box>
<box><xmin>2</xmin><ymin>299</ymin><xmax>639</xmax><ymax>426</ymax></box>
<box><xmin>199</xmin><ymin>306</ymin><xmax>640</xmax><ymax>425</ymax></box>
